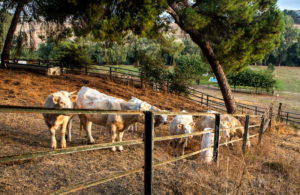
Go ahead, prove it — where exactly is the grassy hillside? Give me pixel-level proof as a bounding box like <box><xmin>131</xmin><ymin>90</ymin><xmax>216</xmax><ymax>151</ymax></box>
<box><xmin>250</xmin><ymin>66</ymin><xmax>300</xmax><ymax>93</ymax></box>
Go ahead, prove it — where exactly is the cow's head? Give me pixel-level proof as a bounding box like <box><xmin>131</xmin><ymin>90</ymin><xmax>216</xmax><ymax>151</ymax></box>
<box><xmin>52</xmin><ymin>91</ymin><xmax>77</xmax><ymax>108</ymax></box>
<box><xmin>177</xmin><ymin>121</ymin><xmax>195</xmax><ymax>139</ymax></box>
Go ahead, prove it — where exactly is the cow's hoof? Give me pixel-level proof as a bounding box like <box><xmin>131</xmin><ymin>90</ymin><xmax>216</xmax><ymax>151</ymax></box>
<box><xmin>112</xmin><ymin>146</ymin><xmax>117</xmax><ymax>152</ymax></box>
<box><xmin>61</xmin><ymin>142</ymin><xmax>67</xmax><ymax>148</ymax></box>
<box><xmin>51</xmin><ymin>143</ymin><xmax>57</xmax><ymax>150</ymax></box>
<box><xmin>118</xmin><ymin>146</ymin><xmax>124</xmax><ymax>151</ymax></box>
<box><xmin>89</xmin><ymin>138</ymin><xmax>95</xmax><ymax>144</ymax></box>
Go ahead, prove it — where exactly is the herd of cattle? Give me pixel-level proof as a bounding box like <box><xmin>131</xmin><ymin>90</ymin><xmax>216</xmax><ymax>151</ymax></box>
<box><xmin>43</xmin><ymin>86</ymin><xmax>250</xmax><ymax>163</ymax></box>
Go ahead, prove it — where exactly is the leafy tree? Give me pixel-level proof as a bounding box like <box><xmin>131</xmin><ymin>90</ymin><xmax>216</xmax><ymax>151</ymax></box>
<box><xmin>0</xmin><ymin>10</ymin><xmax>13</xmax><ymax>52</ymax></box>
<box><xmin>265</xmin><ymin>15</ymin><xmax>300</xmax><ymax>66</ymax></box>
<box><xmin>176</xmin><ymin>54</ymin><xmax>209</xmax><ymax>84</ymax></box>
<box><xmin>285</xmin><ymin>42</ymin><xmax>300</xmax><ymax>66</ymax></box>
<box><xmin>228</xmin><ymin>69</ymin><xmax>276</xmax><ymax>92</ymax></box>
<box><xmin>50</xmin><ymin>40</ymin><xmax>92</xmax><ymax>68</ymax></box>
<box><xmin>284</xmin><ymin>10</ymin><xmax>300</xmax><ymax>24</ymax></box>
<box><xmin>166</xmin><ymin>1</ymin><xmax>283</xmax><ymax>113</ymax></box>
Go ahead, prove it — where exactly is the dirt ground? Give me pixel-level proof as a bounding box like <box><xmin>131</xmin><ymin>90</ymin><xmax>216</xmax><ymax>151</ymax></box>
<box><xmin>0</xmin><ymin>69</ymin><xmax>299</xmax><ymax>195</ymax></box>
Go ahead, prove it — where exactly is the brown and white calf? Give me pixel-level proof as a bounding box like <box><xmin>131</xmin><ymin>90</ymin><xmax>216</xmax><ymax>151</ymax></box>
<box><xmin>43</xmin><ymin>91</ymin><xmax>77</xmax><ymax>149</ymax></box>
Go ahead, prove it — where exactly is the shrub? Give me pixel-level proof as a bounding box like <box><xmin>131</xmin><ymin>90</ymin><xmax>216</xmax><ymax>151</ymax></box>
<box><xmin>51</xmin><ymin>41</ymin><xmax>92</xmax><ymax>68</ymax></box>
<box><xmin>139</xmin><ymin>53</ymin><xmax>190</xmax><ymax>94</ymax></box>
<box><xmin>175</xmin><ymin>54</ymin><xmax>209</xmax><ymax>84</ymax></box>
<box><xmin>228</xmin><ymin>69</ymin><xmax>276</xmax><ymax>92</ymax></box>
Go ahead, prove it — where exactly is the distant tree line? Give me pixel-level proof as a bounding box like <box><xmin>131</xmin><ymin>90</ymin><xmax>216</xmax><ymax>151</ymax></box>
<box><xmin>264</xmin><ymin>14</ymin><xmax>300</xmax><ymax>67</ymax></box>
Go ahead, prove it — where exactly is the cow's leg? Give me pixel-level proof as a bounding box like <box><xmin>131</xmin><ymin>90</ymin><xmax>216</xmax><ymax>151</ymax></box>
<box><xmin>67</xmin><ymin>117</ymin><xmax>73</xmax><ymax>142</ymax></box>
<box><xmin>79</xmin><ymin>115</ymin><xmax>85</xmax><ymax>137</ymax></box>
<box><xmin>61</xmin><ymin>116</ymin><xmax>70</xmax><ymax>148</ymax></box>
<box><xmin>181</xmin><ymin>139</ymin><xmax>188</xmax><ymax>156</ymax></box>
<box><xmin>117</xmin><ymin>131</ymin><xmax>125</xmax><ymax>151</ymax></box>
<box><xmin>49</xmin><ymin>118</ymin><xmax>62</xmax><ymax>149</ymax></box>
<box><xmin>50</xmin><ymin>127</ymin><xmax>57</xmax><ymax>149</ymax></box>
<box><xmin>85</xmin><ymin>121</ymin><xmax>95</xmax><ymax>143</ymax></box>
<box><xmin>111</xmin><ymin>125</ymin><xmax>117</xmax><ymax>152</ymax></box>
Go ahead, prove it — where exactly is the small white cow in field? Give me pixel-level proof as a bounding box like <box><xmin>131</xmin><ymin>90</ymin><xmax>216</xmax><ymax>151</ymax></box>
<box><xmin>75</xmin><ymin>87</ymin><xmax>149</xmax><ymax>151</ymax></box>
<box><xmin>47</xmin><ymin>66</ymin><xmax>61</xmax><ymax>76</ymax></box>
<box><xmin>43</xmin><ymin>91</ymin><xmax>77</xmax><ymax>149</ymax></box>
<box><xmin>169</xmin><ymin>110</ymin><xmax>195</xmax><ymax>156</ymax></box>
<box><xmin>197</xmin><ymin>110</ymin><xmax>250</xmax><ymax>147</ymax></box>
<box><xmin>128</xmin><ymin>97</ymin><xmax>168</xmax><ymax>128</ymax></box>
<box><xmin>200</xmin><ymin>128</ymin><xmax>215</xmax><ymax>163</ymax></box>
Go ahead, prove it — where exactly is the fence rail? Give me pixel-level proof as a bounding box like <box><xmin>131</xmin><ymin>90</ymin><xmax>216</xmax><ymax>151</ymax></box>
<box><xmin>0</xmin><ymin>105</ymin><xmax>266</xmax><ymax>195</ymax></box>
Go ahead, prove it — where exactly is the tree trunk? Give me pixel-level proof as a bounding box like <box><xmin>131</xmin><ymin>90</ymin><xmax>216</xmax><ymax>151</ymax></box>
<box><xmin>1</xmin><ymin>1</ymin><xmax>26</xmax><ymax>68</ymax></box>
<box><xmin>189</xmin><ymin>35</ymin><xmax>237</xmax><ymax>113</ymax></box>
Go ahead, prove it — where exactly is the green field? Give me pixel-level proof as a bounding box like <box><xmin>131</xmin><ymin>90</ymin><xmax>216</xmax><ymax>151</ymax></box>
<box><xmin>250</xmin><ymin>66</ymin><xmax>300</xmax><ymax>93</ymax></box>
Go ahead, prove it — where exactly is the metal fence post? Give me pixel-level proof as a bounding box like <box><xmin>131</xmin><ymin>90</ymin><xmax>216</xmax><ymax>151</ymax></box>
<box><xmin>213</xmin><ymin>113</ymin><xmax>220</xmax><ymax>163</ymax></box>
<box><xmin>144</xmin><ymin>111</ymin><xmax>154</xmax><ymax>195</ymax></box>
<box><xmin>258</xmin><ymin>116</ymin><xmax>265</xmax><ymax>145</ymax></box>
<box><xmin>242</xmin><ymin>115</ymin><xmax>250</xmax><ymax>153</ymax></box>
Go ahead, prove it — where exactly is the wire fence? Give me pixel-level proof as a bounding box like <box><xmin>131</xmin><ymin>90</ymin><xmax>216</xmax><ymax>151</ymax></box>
<box><xmin>0</xmin><ymin>105</ymin><xmax>269</xmax><ymax>195</ymax></box>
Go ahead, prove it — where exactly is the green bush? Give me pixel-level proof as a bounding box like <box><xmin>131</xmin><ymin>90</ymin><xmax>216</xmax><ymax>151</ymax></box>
<box><xmin>50</xmin><ymin>41</ymin><xmax>92</xmax><ymax>68</ymax></box>
<box><xmin>228</xmin><ymin>69</ymin><xmax>276</xmax><ymax>92</ymax></box>
<box><xmin>175</xmin><ymin>54</ymin><xmax>209</xmax><ymax>84</ymax></box>
<box><xmin>139</xmin><ymin>53</ymin><xmax>190</xmax><ymax>94</ymax></box>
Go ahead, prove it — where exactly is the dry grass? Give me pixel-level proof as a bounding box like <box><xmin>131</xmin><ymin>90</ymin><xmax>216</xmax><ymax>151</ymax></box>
<box><xmin>0</xmin><ymin>69</ymin><xmax>299</xmax><ymax>194</ymax></box>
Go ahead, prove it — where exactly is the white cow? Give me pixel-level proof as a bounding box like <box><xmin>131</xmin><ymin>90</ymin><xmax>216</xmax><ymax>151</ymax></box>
<box><xmin>128</xmin><ymin>97</ymin><xmax>168</xmax><ymax>128</ymax></box>
<box><xmin>169</xmin><ymin>110</ymin><xmax>195</xmax><ymax>156</ymax></box>
<box><xmin>43</xmin><ymin>91</ymin><xmax>77</xmax><ymax>149</ymax></box>
<box><xmin>197</xmin><ymin>110</ymin><xmax>250</xmax><ymax>147</ymax></box>
<box><xmin>75</xmin><ymin>87</ymin><xmax>149</xmax><ymax>151</ymax></box>
<box><xmin>200</xmin><ymin>128</ymin><xmax>215</xmax><ymax>163</ymax></box>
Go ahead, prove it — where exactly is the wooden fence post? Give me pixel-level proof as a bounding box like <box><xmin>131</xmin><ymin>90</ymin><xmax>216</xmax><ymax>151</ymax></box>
<box><xmin>109</xmin><ymin>67</ymin><xmax>112</xmax><ymax>80</ymax></box>
<box><xmin>286</xmin><ymin>112</ymin><xmax>289</xmax><ymax>125</ymax></box>
<box><xmin>255</xmin><ymin>106</ymin><xmax>258</xmax><ymax>115</ymax></box>
<box><xmin>85</xmin><ymin>64</ymin><xmax>88</xmax><ymax>75</ymax></box>
<box><xmin>242</xmin><ymin>115</ymin><xmax>250</xmax><ymax>153</ymax></box>
<box><xmin>258</xmin><ymin>116</ymin><xmax>265</xmax><ymax>145</ymax></box>
<box><xmin>206</xmin><ymin>95</ymin><xmax>209</xmax><ymax>107</ymax></box>
<box><xmin>201</xmin><ymin>93</ymin><xmax>203</xmax><ymax>105</ymax></box>
<box><xmin>213</xmin><ymin>113</ymin><xmax>220</xmax><ymax>163</ymax></box>
<box><xmin>268</xmin><ymin>103</ymin><xmax>273</xmax><ymax>131</ymax></box>
<box><xmin>277</xmin><ymin>103</ymin><xmax>282</xmax><ymax>121</ymax></box>
<box><xmin>144</xmin><ymin>111</ymin><xmax>154</xmax><ymax>195</ymax></box>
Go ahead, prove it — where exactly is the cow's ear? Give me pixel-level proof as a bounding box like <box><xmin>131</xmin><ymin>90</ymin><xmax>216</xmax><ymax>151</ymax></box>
<box><xmin>69</xmin><ymin>95</ymin><xmax>77</xmax><ymax>102</ymax></box>
<box><xmin>190</xmin><ymin>122</ymin><xmax>195</xmax><ymax>127</ymax></box>
<box><xmin>52</xmin><ymin>96</ymin><xmax>60</xmax><ymax>104</ymax></box>
<box><xmin>177</xmin><ymin>124</ymin><xmax>183</xmax><ymax>129</ymax></box>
